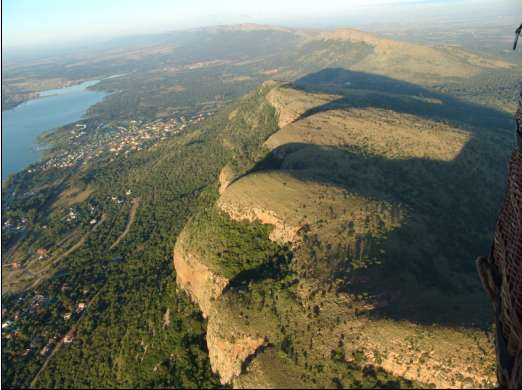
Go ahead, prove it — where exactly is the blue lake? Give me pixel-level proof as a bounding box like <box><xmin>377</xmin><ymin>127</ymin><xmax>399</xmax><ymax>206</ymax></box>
<box><xmin>2</xmin><ymin>80</ymin><xmax>107</xmax><ymax>180</ymax></box>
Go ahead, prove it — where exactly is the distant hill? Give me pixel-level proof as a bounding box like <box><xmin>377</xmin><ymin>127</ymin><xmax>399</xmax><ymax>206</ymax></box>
<box><xmin>3</xmin><ymin>24</ymin><xmax>520</xmax><ymax>112</ymax></box>
<box><xmin>304</xmin><ymin>28</ymin><xmax>514</xmax><ymax>82</ymax></box>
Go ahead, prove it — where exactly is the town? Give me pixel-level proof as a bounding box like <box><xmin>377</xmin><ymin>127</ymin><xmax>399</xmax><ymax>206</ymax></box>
<box><xmin>37</xmin><ymin>111</ymin><xmax>213</xmax><ymax>172</ymax></box>
<box><xmin>0</xmin><ymin>111</ymin><xmax>219</xmax><ymax>364</ymax></box>
<box><xmin>2</xmin><ymin>287</ymin><xmax>90</xmax><ymax>359</ymax></box>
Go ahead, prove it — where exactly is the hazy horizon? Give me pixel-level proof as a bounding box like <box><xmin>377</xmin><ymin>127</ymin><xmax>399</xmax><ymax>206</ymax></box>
<box><xmin>2</xmin><ymin>0</ymin><xmax>521</xmax><ymax>51</ymax></box>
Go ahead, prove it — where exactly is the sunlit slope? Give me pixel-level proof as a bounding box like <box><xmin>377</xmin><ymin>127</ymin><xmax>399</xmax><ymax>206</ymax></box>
<box><xmin>266</xmin><ymin>90</ymin><xmax>470</xmax><ymax>161</ymax></box>
<box><xmin>293</xmin><ymin>28</ymin><xmax>515</xmax><ymax>86</ymax></box>
<box><xmin>174</xmin><ymin>77</ymin><xmax>513</xmax><ymax>387</ymax></box>
<box><xmin>217</xmin><ymin>82</ymin><xmax>508</xmax><ymax>321</ymax></box>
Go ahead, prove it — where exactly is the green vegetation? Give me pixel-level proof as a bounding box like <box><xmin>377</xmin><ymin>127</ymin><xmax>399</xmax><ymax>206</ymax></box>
<box><xmin>2</xmin><ymin>127</ymin><xmax>225</xmax><ymax>388</ymax></box>
<box><xmin>183</xmin><ymin>71</ymin><xmax>507</xmax><ymax>387</ymax></box>
<box><xmin>432</xmin><ymin>68</ymin><xmax>522</xmax><ymax>112</ymax></box>
<box><xmin>209</xmin><ymin>252</ymin><xmax>418</xmax><ymax>388</ymax></box>
<box><xmin>1</xmin><ymin>81</ymin><xmax>280</xmax><ymax>388</ymax></box>
<box><xmin>185</xmin><ymin>194</ymin><xmax>286</xmax><ymax>279</ymax></box>
<box><xmin>2</xmin><ymin>26</ymin><xmax>520</xmax><ymax>389</ymax></box>
<box><xmin>295</xmin><ymin>40</ymin><xmax>375</xmax><ymax>76</ymax></box>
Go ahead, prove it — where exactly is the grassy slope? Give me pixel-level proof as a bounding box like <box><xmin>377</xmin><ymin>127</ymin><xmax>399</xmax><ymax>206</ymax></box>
<box><xmin>181</xmin><ymin>77</ymin><xmax>511</xmax><ymax>387</ymax></box>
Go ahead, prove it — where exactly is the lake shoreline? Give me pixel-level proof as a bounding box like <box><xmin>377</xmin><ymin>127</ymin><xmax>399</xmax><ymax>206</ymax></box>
<box><xmin>2</xmin><ymin>80</ymin><xmax>108</xmax><ymax>180</ymax></box>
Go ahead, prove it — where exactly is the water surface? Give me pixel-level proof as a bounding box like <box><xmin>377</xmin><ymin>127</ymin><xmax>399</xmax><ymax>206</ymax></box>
<box><xmin>2</xmin><ymin>80</ymin><xmax>106</xmax><ymax>180</ymax></box>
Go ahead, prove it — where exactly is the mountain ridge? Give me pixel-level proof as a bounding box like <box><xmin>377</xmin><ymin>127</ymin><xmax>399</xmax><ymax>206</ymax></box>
<box><xmin>172</xmin><ymin>75</ymin><xmax>507</xmax><ymax>387</ymax></box>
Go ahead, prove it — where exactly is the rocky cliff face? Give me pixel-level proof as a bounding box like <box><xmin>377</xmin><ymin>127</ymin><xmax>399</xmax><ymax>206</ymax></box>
<box><xmin>218</xmin><ymin>165</ymin><xmax>235</xmax><ymax>194</ymax></box>
<box><xmin>218</xmin><ymin>202</ymin><xmax>301</xmax><ymax>244</ymax></box>
<box><xmin>206</xmin><ymin>323</ymin><xmax>265</xmax><ymax>385</ymax></box>
<box><xmin>342</xmin><ymin>319</ymin><xmax>496</xmax><ymax>388</ymax></box>
<box><xmin>174</xmin><ymin>226</ymin><xmax>272</xmax><ymax>385</ymax></box>
<box><xmin>173</xmin><ymin>83</ymin><xmax>500</xmax><ymax>388</ymax></box>
<box><xmin>173</xmin><ymin>230</ymin><xmax>229</xmax><ymax>318</ymax></box>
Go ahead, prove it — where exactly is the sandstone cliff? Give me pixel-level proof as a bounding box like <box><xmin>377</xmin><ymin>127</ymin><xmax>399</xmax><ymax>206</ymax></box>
<box><xmin>173</xmin><ymin>83</ymin><xmax>499</xmax><ymax>388</ymax></box>
<box><xmin>206</xmin><ymin>323</ymin><xmax>265</xmax><ymax>385</ymax></box>
<box><xmin>173</xmin><ymin>229</ymin><xmax>229</xmax><ymax>318</ymax></box>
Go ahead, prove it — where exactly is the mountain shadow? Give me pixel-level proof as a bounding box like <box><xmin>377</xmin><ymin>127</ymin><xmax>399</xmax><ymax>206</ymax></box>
<box><xmin>242</xmin><ymin>68</ymin><xmax>516</xmax><ymax>328</ymax></box>
<box><xmin>293</xmin><ymin>67</ymin><xmax>514</xmax><ymax>133</ymax></box>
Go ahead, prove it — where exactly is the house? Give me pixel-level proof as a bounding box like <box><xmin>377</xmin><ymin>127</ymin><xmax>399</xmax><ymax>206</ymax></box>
<box><xmin>34</xmin><ymin>294</ymin><xmax>46</xmax><ymax>303</ymax></box>
<box><xmin>63</xmin><ymin>312</ymin><xmax>72</xmax><ymax>321</ymax></box>
<box><xmin>2</xmin><ymin>320</ymin><xmax>13</xmax><ymax>329</ymax></box>
<box><xmin>36</xmin><ymin>248</ymin><xmax>48</xmax><ymax>259</ymax></box>
<box><xmin>63</xmin><ymin>331</ymin><xmax>75</xmax><ymax>343</ymax></box>
<box><xmin>76</xmin><ymin>303</ymin><xmax>86</xmax><ymax>313</ymax></box>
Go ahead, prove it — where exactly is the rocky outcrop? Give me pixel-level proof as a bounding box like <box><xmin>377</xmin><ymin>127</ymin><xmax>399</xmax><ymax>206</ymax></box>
<box><xmin>207</xmin><ymin>321</ymin><xmax>265</xmax><ymax>385</ymax></box>
<box><xmin>218</xmin><ymin>202</ymin><xmax>300</xmax><ymax>244</ymax></box>
<box><xmin>213</xmin><ymin>81</ymin><xmax>483</xmax><ymax>385</ymax></box>
<box><xmin>174</xmin><ymin>83</ymin><xmax>500</xmax><ymax>388</ymax></box>
<box><xmin>174</xmin><ymin>229</ymin><xmax>267</xmax><ymax>385</ymax></box>
<box><xmin>344</xmin><ymin>319</ymin><xmax>497</xmax><ymax>388</ymax></box>
<box><xmin>218</xmin><ymin>165</ymin><xmax>235</xmax><ymax>194</ymax></box>
<box><xmin>173</xmin><ymin>232</ymin><xmax>229</xmax><ymax>318</ymax></box>
<box><xmin>266</xmin><ymin>89</ymin><xmax>300</xmax><ymax>128</ymax></box>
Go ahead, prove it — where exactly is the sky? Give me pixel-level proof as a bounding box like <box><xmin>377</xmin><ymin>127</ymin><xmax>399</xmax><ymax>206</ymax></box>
<box><xmin>2</xmin><ymin>0</ymin><xmax>521</xmax><ymax>48</ymax></box>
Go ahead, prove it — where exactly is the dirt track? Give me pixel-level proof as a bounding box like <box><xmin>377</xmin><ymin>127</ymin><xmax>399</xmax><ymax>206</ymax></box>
<box><xmin>110</xmin><ymin>198</ymin><xmax>140</xmax><ymax>250</ymax></box>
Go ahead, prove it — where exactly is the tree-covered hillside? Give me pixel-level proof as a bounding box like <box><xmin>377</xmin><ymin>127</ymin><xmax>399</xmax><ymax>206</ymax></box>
<box><xmin>1</xmin><ymin>83</ymin><xmax>279</xmax><ymax>388</ymax></box>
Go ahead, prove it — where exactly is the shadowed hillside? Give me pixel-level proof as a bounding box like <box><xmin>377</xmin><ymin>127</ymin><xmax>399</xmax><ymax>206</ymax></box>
<box><xmin>173</xmin><ymin>68</ymin><xmax>514</xmax><ymax>387</ymax></box>
<box><xmin>254</xmin><ymin>69</ymin><xmax>513</xmax><ymax>326</ymax></box>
